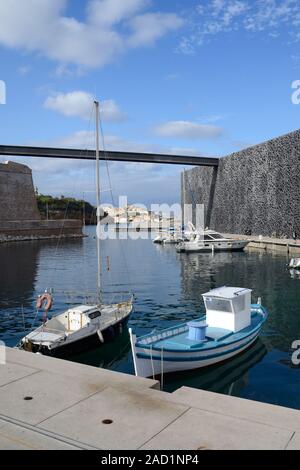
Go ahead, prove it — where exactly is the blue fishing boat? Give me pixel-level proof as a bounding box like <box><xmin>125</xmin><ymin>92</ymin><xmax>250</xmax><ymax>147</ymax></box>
<box><xmin>129</xmin><ymin>287</ymin><xmax>268</xmax><ymax>378</ymax></box>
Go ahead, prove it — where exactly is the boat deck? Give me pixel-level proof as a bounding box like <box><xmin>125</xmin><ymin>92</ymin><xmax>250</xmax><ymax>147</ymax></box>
<box><xmin>144</xmin><ymin>311</ymin><xmax>263</xmax><ymax>352</ymax></box>
<box><xmin>25</xmin><ymin>301</ymin><xmax>131</xmax><ymax>345</ymax></box>
<box><xmin>26</xmin><ymin>328</ymin><xmax>67</xmax><ymax>344</ymax></box>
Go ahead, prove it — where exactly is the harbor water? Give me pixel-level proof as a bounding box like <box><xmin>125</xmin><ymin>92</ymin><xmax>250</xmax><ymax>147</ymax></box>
<box><xmin>1</xmin><ymin>225</ymin><xmax>299</xmax><ymax>409</ymax></box>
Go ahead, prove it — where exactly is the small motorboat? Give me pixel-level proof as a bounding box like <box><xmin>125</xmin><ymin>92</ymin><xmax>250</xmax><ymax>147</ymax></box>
<box><xmin>19</xmin><ymin>298</ymin><xmax>133</xmax><ymax>357</ymax></box>
<box><xmin>289</xmin><ymin>258</ymin><xmax>300</xmax><ymax>269</ymax></box>
<box><xmin>163</xmin><ymin>233</ymin><xmax>184</xmax><ymax>245</ymax></box>
<box><xmin>153</xmin><ymin>230</ymin><xmax>183</xmax><ymax>245</ymax></box>
<box><xmin>177</xmin><ymin>230</ymin><xmax>249</xmax><ymax>253</ymax></box>
<box><xmin>129</xmin><ymin>286</ymin><xmax>268</xmax><ymax>378</ymax></box>
<box><xmin>153</xmin><ymin>234</ymin><xmax>165</xmax><ymax>244</ymax></box>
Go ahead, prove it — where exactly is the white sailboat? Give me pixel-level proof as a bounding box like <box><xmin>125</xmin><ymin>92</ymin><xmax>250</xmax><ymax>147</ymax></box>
<box><xmin>19</xmin><ymin>101</ymin><xmax>133</xmax><ymax>357</ymax></box>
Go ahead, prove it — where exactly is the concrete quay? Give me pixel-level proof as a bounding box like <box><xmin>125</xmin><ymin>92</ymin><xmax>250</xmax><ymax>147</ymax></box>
<box><xmin>1</xmin><ymin>347</ymin><xmax>300</xmax><ymax>450</ymax></box>
<box><xmin>224</xmin><ymin>234</ymin><xmax>300</xmax><ymax>255</ymax></box>
<box><xmin>0</xmin><ymin>220</ymin><xmax>83</xmax><ymax>243</ymax></box>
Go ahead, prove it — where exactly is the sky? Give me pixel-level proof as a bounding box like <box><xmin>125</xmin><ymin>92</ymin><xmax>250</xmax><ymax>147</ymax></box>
<box><xmin>0</xmin><ymin>0</ymin><xmax>300</xmax><ymax>207</ymax></box>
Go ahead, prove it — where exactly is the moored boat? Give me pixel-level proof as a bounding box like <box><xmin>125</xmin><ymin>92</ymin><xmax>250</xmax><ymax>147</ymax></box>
<box><xmin>289</xmin><ymin>258</ymin><xmax>300</xmax><ymax>269</ymax></box>
<box><xmin>153</xmin><ymin>233</ymin><xmax>165</xmax><ymax>244</ymax></box>
<box><xmin>19</xmin><ymin>299</ymin><xmax>133</xmax><ymax>357</ymax></box>
<box><xmin>129</xmin><ymin>286</ymin><xmax>268</xmax><ymax>378</ymax></box>
<box><xmin>153</xmin><ymin>229</ymin><xmax>183</xmax><ymax>245</ymax></box>
<box><xmin>177</xmin><ymin>230</ymin><xmax>249</xmax><ymax>253</ymax></box>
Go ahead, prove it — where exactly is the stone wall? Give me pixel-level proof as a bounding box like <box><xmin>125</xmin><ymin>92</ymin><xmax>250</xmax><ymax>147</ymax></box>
<box><xmin>0</xmin><ymin>161</ymin><xmax>41</xmax><ymax>221</ymax></box>
<box><xmin>0</xmin><ymin>161</ymin><xmax>82</xmax><ymax>242</ymax></box>
<box><xmin>0</xmin><ymin>220</ymin><xmax>83</xmax><ymax>243</ymax></box>
<box><xmin>182</xmin><ymin>129</ymin><xmax>300</xmax><ymax>238</ymax></box>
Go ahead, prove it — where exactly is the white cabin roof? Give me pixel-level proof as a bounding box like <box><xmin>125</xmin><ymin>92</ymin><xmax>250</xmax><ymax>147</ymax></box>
<box><xmin>67</xmin><ymin>305</ymin><xmax>98</xmax><ymax>314</ymax></box>
<box><xmin>202</xmin><ymin>286</ymin><xmax>252</xmax><ymax>300</ymax></box>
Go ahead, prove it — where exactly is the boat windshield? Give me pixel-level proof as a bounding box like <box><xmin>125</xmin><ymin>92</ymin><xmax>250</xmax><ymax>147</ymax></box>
<box><xmin>232</xmin><ymin>295</ymin><xmax>246</xmax><ymax>312</ymax></box>
<box><xmin>209</xmin><ymin>233</ymin><xmax>224</xmax><ymax>240</ymax></box>
<box><xmin>88</xmin><ymin>310</ymin><xmax>101</xmax><ymax>319</ymax></box>
<box><xmin>205</xmin><ymin>297</ymin><xmax>233</xmax><ymax>313</ymax></box>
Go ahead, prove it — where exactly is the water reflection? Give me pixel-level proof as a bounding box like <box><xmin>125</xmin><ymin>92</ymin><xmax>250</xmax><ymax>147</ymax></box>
<box><xmin>290</xmin><ymin>269</ymin><xmax>300</xmax><ymax>280</ymax></box>
<box><xmin>0</xmin><ymin>242</ymin><xmax>41</xmax><ymax>343</ymax></box>
<box><xmin>164</xmin><ymin>338</ymin><xmax>267</xmax><ymax>395</ymax></box>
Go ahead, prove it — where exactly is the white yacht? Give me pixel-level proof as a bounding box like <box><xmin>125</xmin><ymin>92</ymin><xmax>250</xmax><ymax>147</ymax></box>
<box><xmin>177</xmin><ymin>230</ymin><xmax>249</xmax><ymax>253</ymax></box>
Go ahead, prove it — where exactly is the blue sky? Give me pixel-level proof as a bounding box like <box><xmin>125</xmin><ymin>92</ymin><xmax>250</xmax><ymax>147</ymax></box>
<box><xmin>0</xmin><ymin>0</ymin><xmax>300</xmax><ymax>206</ymax></box>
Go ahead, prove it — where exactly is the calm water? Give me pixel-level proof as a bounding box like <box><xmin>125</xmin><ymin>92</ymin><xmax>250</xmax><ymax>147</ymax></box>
<box><xmin>1</xmin><ymin>226</ymin><xmax>300</xmax><ymax>409</ymax></box>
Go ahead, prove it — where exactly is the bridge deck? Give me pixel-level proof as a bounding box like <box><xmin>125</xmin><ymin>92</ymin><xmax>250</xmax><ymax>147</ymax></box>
<box><xmin>0</xmin><ymin>145</ymin><xmax>219</xmax><ymax>167</ymax></box>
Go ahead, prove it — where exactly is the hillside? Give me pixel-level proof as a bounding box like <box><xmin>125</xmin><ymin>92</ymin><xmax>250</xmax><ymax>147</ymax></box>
<box><xmin>36</xmin><ymin>195</ymin><xmax>97</xmax><ymax>225</ymax></box>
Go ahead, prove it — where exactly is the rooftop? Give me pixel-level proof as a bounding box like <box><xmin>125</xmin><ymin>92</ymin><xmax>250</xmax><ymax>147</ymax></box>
<box><xmin>202</xmin><ymin>287</ymin><xmax>252</xmax><ymax>300</ymax></box>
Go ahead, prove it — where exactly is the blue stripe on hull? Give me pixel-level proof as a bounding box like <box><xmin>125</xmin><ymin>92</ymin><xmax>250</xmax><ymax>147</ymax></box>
<box><xmin>136</xmin><ymin>330</ymin><xmax>260</xmax><ymax>363</ymax></box>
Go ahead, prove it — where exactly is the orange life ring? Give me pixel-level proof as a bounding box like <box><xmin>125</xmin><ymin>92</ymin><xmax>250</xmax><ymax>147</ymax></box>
<box><xmin>36</xmin><ymin>293</ymin><xmax>53</xmax><ymax>313</ymax></box>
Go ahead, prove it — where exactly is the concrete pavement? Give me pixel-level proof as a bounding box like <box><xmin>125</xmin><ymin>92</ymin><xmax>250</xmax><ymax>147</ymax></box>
<box><xmin>0</xmin><ymin>347</ymin><xmax>299</xmax><ymax>450</ymax></box>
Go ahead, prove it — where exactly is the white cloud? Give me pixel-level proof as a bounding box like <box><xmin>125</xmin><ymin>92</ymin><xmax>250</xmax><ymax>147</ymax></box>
<box><xmin>0</xmin><ymin>0</ymin><xmax>183</xmax><ymax>69</ymax></box>
<box><xmin>178</xmin><ymin>0</ymin><xmax>300</xmax><ymax>53</ymax></box>
<box><xmin>87</xmin><ymin>0</ymin><xmax>148</xmax><ymax>26</ymax></box>
<box><xmin>100</xmin><ymin>100</ymin><xmax>127</xmax><ymax>122</ymax></box>
<box><xmin>18</xmin><ymin>65</ymin><xmax>32</xmax><ymax>76</ymax></box>
<box><xmin>44</xmin><ymin>91</ymin><xmax>127</xmax><ymax>122</ymax></box>
<box><xmin>154</xmin><ymin>121</ymin><xmax>223</xmax><ymax>139</ymax></box>
<box><xmin>197</xmin><ymin>113</ymin><xmax>229</xmax><ymax>123</ymax></box>
<box><xmin>128</xmin><ymin>13</ymin><xmax>184</xmax><ymax>47</ymax></box>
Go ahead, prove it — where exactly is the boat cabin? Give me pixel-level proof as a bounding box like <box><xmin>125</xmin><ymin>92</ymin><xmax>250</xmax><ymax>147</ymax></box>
<box><xmin>46</xmin><ymin>305</ymin><xmax>101</xmax><ymax>333</ymax></box>
<box><xmin>202</xmin><ymin>287</ymin><xmax>252</xmax><ymax>333</ymax></box>
<box><xmin>203</xmin><ymin>231</ymin><xmax>226</xmax><ymax>241</ymax></box>
<box><xmin>22</xmin><ymin>305</ymin><xmax>102</xmax><ymax>349</ymax></box>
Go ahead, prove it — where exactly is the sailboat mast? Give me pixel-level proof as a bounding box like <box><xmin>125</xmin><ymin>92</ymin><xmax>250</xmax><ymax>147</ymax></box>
<box><xmin>94</xmin><ymin>100</ymin><xmax>101</xmax><ymax>303</ymax></box>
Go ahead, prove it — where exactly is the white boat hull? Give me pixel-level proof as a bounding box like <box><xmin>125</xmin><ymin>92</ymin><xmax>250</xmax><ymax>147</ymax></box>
<box><xmin>20</xmin><ymin>300</ymin><xmax>133</xmax><ymax>357</ymax></box>
<box><xmin>177</xmin><ymin>240</ymin><xmax>249</xmax><ymax>253</ymax></box>
<box><xmin>130</xmin><ymin>328</ymin><xmax>260</xmax><ymax>378</ymax></box>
